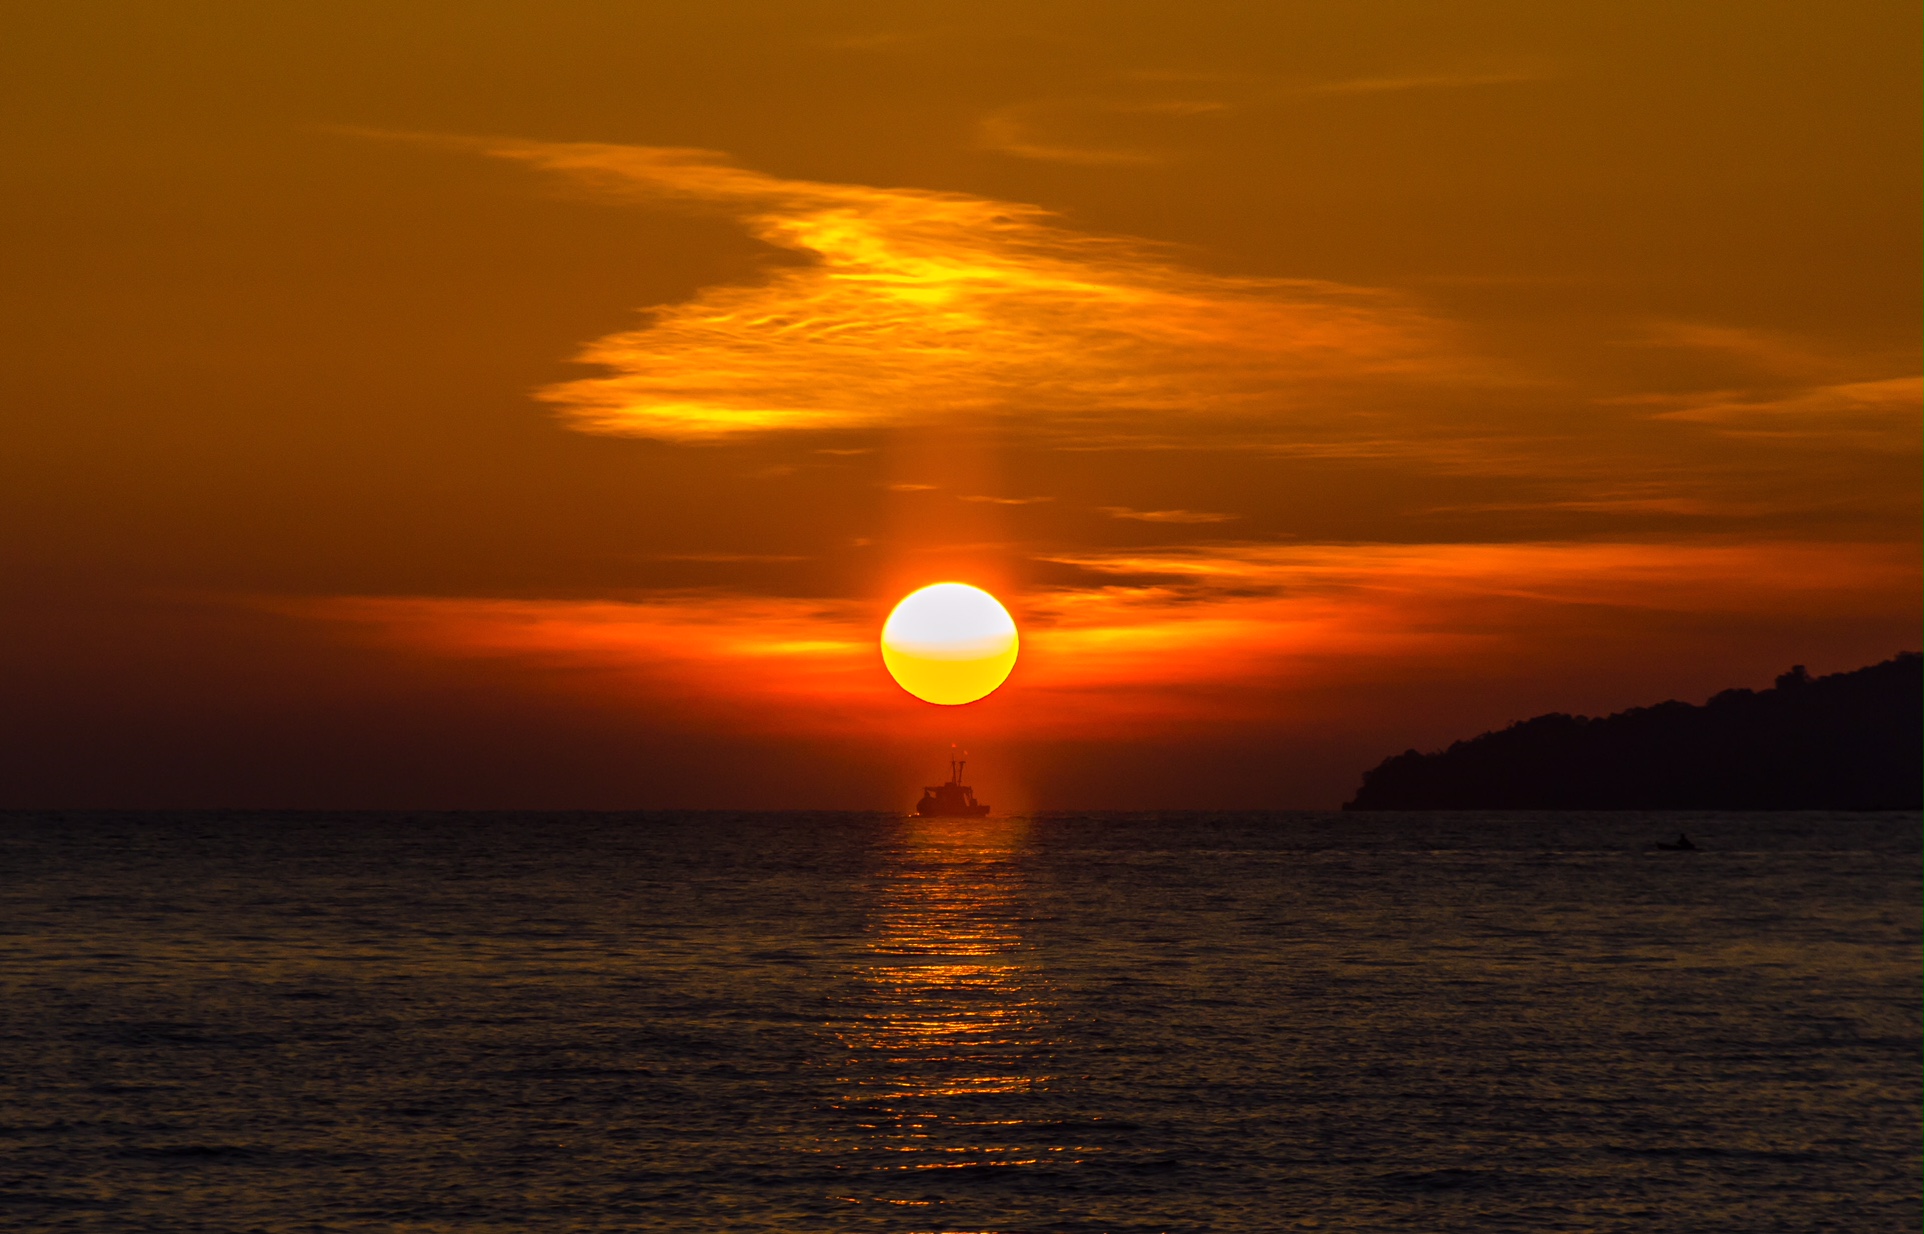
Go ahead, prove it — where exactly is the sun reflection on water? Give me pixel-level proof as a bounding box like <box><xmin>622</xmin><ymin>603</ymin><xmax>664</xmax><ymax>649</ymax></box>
<box><xmin>823</xmin><ymin>816</ymin><xmax>1074</xmax><ymax>1212</ymax></box>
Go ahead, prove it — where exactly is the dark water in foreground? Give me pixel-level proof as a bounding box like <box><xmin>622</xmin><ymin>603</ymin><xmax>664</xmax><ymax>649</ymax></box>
<box><xmin>1</xmin><ymin>811</ymin><xmax>1917</xmax><ymax>1233</ymax></box>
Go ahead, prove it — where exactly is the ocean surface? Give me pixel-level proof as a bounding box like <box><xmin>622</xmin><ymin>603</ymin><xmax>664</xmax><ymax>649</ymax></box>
<box><xmin>1</xmin><ymin>810</ymin><xmax>1917</xmax><ymax>1233</ymax></box>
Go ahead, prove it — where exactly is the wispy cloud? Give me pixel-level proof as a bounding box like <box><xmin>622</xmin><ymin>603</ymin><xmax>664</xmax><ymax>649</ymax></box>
<box><xmin>653</xmin><ymin>553</ymin><xmax>811</xmax><ymax>564</ymax></box>
<box><xmin>428</xmin><ymin>138</ymin><xmax>1474</xmax><ymax>444</ymax></box>
<box><xmin>1101</xmin><ymin>506</ymin><xmax>1239</xmax><ymax>524</ymax></box>
<box><xmin>978</xmin><ymin>69</ymin><xmax>1547</xmax><ymax>167</ymax></box>
<box><xmin>1035</xmin><ymin>539</ymin><xmax>1917</xmax><ymax>604</ymax></box>
<box><xmin>1301</xmin><ymin>69</ymin><xmax>1550</xmax><ymax>96</ymax></box>
<box><xmin>961</xmin><ymin>494</ymin><xmax>1054</xmax><ymax>505</ymax></box>
<box><xmin>1623</xmin><ymin>320</ymin><xmax>1839</xmax><ymax>380</ymax></box>
<box><xmin>1647</xmin><ymin>376</ymin><xmax>1922</xmax><ymax>453</ymax></box>
<box><xmin>975</xmin><ymin>98</ymin><xmax>1231</xmax><ymax>166</ymax></box>
<box><xmin>976</xmin><ymin>106</ymin><xmax>1165</xmax><ymax>166</ymax></box>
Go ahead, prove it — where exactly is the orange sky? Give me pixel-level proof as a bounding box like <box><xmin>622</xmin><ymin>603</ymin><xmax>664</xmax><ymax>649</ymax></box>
<box><xmin>2</xmin><ymin>3</ymin><xmax>1917</xmax><ymax>807</ymax></box>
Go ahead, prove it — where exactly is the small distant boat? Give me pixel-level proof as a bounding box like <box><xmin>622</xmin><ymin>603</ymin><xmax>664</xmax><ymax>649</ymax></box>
<box><xmin>1653</xmin><ymin>833</ymin><xmax>1698</xmax><ymax>851</ymax></box>
<box><xmin>915</xmin><ymin>755</ymin><xmax>990</xmax><ymax>818</ymax></box>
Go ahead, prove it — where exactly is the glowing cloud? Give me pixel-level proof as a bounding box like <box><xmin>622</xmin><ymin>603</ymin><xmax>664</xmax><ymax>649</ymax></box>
<box><xmin>457</xmin><ymin>140</ymin><xmax>1468</xmax><ymax>443</ymax></box>
<box><xmin>283</xmin><ymin>538</ymin><xmax>1916</xmax><ymax>742</ymax></box>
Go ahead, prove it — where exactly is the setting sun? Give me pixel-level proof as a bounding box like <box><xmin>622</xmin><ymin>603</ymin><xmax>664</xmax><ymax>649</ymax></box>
<box><xmin>881</xmin><ymin>583</ymin><xmax>1019</xmax><ymax>706</ymax></box>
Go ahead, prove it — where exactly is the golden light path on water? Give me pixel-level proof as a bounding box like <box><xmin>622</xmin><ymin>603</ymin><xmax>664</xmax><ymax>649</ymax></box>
<box><xmin>819</xmin><ymin>817</ymin><xmax>1077</xmax><ymax>1213</ymax></box>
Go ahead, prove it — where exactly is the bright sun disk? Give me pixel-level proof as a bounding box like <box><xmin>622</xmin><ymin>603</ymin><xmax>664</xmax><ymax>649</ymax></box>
<box><xmin>881</xmin><ymin>583</ymin><xmax>1019</xmax><ymax>705</ymax></box>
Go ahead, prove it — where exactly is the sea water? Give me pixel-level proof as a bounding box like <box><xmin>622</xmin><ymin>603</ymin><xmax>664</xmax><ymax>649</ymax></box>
<box><xmin>1</xmin><ymin>811</ymin><xmax>1917</xmax><ymax>1232</ymax></box>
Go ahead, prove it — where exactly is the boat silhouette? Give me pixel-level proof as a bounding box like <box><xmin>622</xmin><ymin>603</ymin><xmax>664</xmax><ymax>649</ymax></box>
<box><xmin>915</xmin><ymin>754</ymin><xmax>991</xmax><ymax>817</ymax></box>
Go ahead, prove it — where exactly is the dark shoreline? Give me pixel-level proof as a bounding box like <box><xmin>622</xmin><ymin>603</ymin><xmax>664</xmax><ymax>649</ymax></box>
<box><xmin>1347</xmin><ymin>653</ymin><xmax>1921</xmax><ymax>810</ymax></box>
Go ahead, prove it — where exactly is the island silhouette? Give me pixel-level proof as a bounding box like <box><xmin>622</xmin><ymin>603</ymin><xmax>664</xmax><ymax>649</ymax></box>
<box><xmin>1345</xmin><ymin>652</ymin><xmax>1921</xmax><ymax>810</ymax></box>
